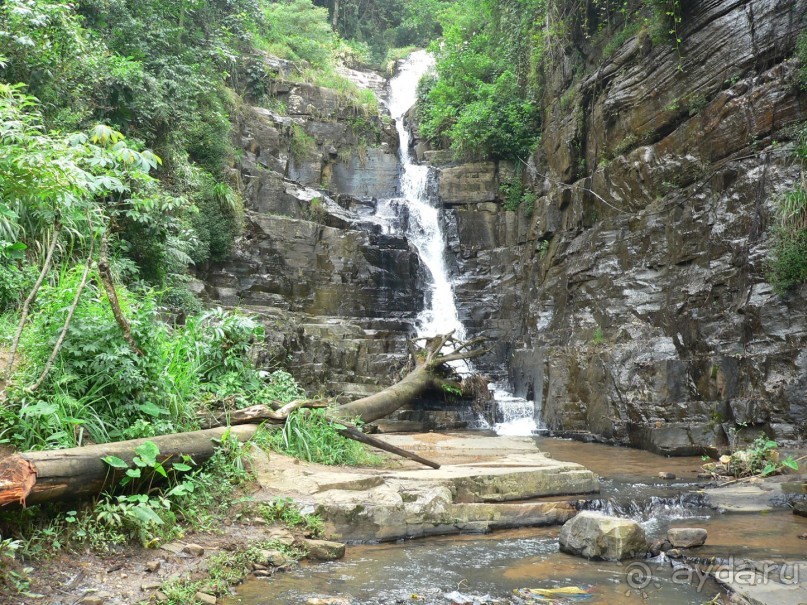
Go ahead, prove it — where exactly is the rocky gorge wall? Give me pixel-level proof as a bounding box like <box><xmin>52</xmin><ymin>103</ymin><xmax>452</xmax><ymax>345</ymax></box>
<box><xmin>430</xmin><ymin>0</ymin><xmax>807</xmax><ymax>454</ymax></box>
<box><xmin>195</xmin><ymin>66</ymin><xmax>424</xmax><ymax>398</ymax></box>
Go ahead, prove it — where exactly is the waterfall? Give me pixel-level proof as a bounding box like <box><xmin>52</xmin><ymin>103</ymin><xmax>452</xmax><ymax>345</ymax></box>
<box><xmin>380</xmin><ymin>51</ymin><xmax>539</xmax><ymax>435</ymax></box>
<box><xmin>385</xmin><ymin>51</ymin><xmax>465</xmax><ymax>340</ymax></box>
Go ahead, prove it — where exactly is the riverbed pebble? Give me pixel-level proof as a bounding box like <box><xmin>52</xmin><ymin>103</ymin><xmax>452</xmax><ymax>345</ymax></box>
<box><xmin>145</xmin><ymin>559</ymin><xmax>161</xmax><ymax>573</ymax></box>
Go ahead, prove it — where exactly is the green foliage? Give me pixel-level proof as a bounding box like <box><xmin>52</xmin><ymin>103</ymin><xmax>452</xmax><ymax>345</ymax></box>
<box><xmin>0</xmin><ymin>280</ymin><xmax>302</xmax><ymax>449</ymax></box>
<box><xmin>0</xmin><ymin>0</ymin><xmax>250</xmax><ymax>286</ymax></box>
<box><xmin>262</xmin><ymin>0</ymin><xmax>335</xmax><ymax>66</ymax></box>
<box><xmin>799</xmin><ymin>29</ymin><xmax>807</xmax><ymax>90</ymax></box>
<box><xmin>768</xmin><ymin>124</ymin><xmax>807</xmax><ymax>294</ymax></box>
<box><xmin>646</xmin><ymin>0</ymin><xmax>683</xmax><ymax>67</ymax></box>
<box><xmin>289</xmin><ymin>123</ymin><xmax>317</xmax><ymax>159</ymax></box>
<box><xmin>592</xmin><ymin>326</ymin><xmax>605</xmax><ymax>345</ymax></box>
<box><xmin>602</xmin><ymin>21</ymin><xmax>643</xmax><ymax>59</ymax></box>
<box><xmin>721</xmin><ymin>436</ymin><xmax>800</xmax><ymax>478</ymax></box>
<box><xmin>159</xmin><ymin>537</ymin><xmax>306</xmax><ymax>601</ymax></box>
<box><xmin>768</xmin><ymin>220</ymin><xmax>807</xmax><ymax>294</ymax></box>
<box><xmin>440</xmin><ymin>383</ymin><xmax>462</xmax><ymax>397</ymax></box>
<box><xmin>258</xmin><ymin>497</ymin><xmax>324</xmax><ymax>537</ymax></box>
<box><xmin>260</xmin><ymin>409</ymin><xmax>381</xmax><ymax>466</ymax></box>
<box><xmin>0</xmin><ymin>431</ymin><xmax>253</xmax><ymax>563</ymax></box>
<box><xmin>417</xmin><ymin>0</ymin><xmax>544</xmax><ymax>160</ymax></box>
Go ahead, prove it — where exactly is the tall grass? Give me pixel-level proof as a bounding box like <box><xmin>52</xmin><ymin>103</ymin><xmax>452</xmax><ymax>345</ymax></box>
<box><xmin>260</xmin><ymin>409</ymin><xmax>381</xmax><ymax>467</ymax></box>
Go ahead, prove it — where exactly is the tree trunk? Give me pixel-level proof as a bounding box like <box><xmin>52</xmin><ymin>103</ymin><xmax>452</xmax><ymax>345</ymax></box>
<box><xmin>335</xmin><ymin>363</ymin><xmax>435</xmax><ymax>423</ymax></box>
<box><xmin>335</xmin><ymin>333</ymin><xmax>489</xmax><ymax>424</ymax></box>
<box><xmin>0</xmin><ymin>425</ymin><xmax>256</xmax><ymax>507</ymax></box>
<box><xmin>98</xmin><ymin>233</ymin><xmax>143</xmax><ymax>356</ymax></box>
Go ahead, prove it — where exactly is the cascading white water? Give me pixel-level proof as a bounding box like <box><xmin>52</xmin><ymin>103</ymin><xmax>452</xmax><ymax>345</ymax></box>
<box><xmin>382</xmin><ymin>52</ymin><xmax>539</xmax><ymax>435</ymax></box>
<box><xmin>385</xmin><ymin>51</ymin><xmax>465</xmax><ymax>340</ymax></box>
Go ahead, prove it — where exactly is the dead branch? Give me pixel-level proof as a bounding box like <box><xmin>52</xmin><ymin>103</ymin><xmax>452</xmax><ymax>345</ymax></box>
<box><xmin>4</xmin><ymin>221</ymin><xmax>62</xmax><ymax>380</ymax></box>
<box><xmin>28</xmin><ymin>241</ymin><xmax>95</xmax><ymax>392</ymax></box>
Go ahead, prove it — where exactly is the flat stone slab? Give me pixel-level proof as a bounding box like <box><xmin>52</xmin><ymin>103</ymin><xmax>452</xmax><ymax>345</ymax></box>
<box><xmin>251</xmin><ymin>434</ymin><xmax>599</xmax><ymax>542</ymax></box>
<box><xmin>712</xmin><ymin>560</ymin><xmax>807</xmax><ymax>605</ymax></box>
<box><xmin>704</xmin><ymin>483</ymin><xmax>782</xmax><ymax>512</ymax></box>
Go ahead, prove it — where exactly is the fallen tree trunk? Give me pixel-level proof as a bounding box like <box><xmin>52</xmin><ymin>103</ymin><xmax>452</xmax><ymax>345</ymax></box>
<box><xmin>0</xmin><ymin>425</ymin><xmax>257</xmax><ymax>507</ymax></box>
<box><xmin>336</xmin><ymin>332</ymin><xmax>489</xmax><ymax>424</ymax></box>
<box><xmin>0</xmin><ymin>334</ymin><xmax>486</xmax><ymax>505</ymax></box>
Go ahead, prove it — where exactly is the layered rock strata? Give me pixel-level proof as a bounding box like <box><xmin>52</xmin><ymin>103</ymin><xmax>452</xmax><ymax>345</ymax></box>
<box><xmin>427</xmin><ymin>0</ymin><xmax>807</xmax><ymax>453</ymax></box>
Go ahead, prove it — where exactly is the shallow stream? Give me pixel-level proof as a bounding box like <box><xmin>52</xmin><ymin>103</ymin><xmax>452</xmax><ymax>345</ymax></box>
<box><xmin>225</xmin><ymin>437</ymin><xmax>806</xmax><ymax>605</ymax></box>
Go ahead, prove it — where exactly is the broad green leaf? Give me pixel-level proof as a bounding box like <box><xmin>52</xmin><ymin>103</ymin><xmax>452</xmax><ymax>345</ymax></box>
<box><xmin>135</xmin><ymin>441</ymin><xmax>159</xmax><ymax>466</ymax></box>
<box><xmin>128</xmin><ymin>504</ymin><xmax>164</xmax><ymax>526</ymax></box>
<box><xmin>102</xmin><ymin>455</ymin><xmax>129</xmax><ymax>469</ymax></box>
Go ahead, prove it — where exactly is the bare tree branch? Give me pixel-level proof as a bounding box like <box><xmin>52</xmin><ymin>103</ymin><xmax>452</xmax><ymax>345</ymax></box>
<box><xmin>28</xmin><ymin>239</ymin><xmax>95</xmax><ymax>392</ymax></box>
<box><xmin>4</xmin><ymin>221</ymin><xmax>62</xmax><ymax>381</ymax></box>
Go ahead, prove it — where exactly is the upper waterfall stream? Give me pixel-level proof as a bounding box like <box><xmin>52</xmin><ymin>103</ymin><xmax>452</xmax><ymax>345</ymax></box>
<box><xmin>381</xmin><ymin>52</ymin><xmax>538</xmax><ymax>435</ymax></box>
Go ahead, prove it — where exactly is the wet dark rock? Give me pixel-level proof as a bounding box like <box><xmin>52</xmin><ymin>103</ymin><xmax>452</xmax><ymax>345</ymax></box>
<box><xmin>793</xmin><ymin>501</ymin><xmax>807</xmax><ymax>517</ymax></box>
<box><xmin>648</xmin><ymin>539</ymin><xmax>673</xmax><ymax>557</ymax></box>
<box><xmin>658</xmin><ymin>472</ymin><xmax>676</xmax><ymax>481</ymax></box>
<box><xmin>198</xmin><ymin>71</ymin><xmax>425</xmax><ymax>395</ymax></box>
<box><xmin>444</xmin><ymin>0</ymin><xmax>807</xmax><ymax>452</ymax></box>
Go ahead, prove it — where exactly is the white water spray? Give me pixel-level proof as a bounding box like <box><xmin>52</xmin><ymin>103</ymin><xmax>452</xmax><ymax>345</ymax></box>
<box><xmin>385</xmin><ymin>51</ymin><xmax>465</xmax><ymax>340</ymax></box>
<box><xmin>382</xmin><ymin>52</ymin><xmax>539</xmax><ymax>435</ymax></box>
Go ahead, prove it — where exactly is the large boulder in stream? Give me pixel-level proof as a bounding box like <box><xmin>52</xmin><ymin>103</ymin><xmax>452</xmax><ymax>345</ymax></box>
<box><xmin>558</xmin><ymin>512</ymin><xmax>647</xmax><ymax>561</ymax></box>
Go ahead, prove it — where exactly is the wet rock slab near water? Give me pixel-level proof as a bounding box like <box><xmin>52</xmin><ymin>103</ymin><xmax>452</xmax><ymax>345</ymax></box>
<box><xmin>252</xmin><ymin>434</ymin><xmax>599</xmax><ymax>542</ymax></box>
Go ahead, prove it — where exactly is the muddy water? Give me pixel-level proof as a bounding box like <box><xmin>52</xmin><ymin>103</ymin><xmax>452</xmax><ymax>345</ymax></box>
<box><xmin>227</xmin><ymin>528</ymin><xmax>726</xmax><ymax>604</ymax></box>
<box><xmin>225</xmin><ymin>438</ymin><xmax>807</xmax><ymax>604</ymax></box>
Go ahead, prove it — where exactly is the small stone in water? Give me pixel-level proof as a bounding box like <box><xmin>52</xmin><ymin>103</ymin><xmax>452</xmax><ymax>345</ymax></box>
<box><xmin>658</xmin><ymin>472</ymin><xmax>676</xmax><ymax>480</ymax></box>
<box><xmin>667</xmin><ymin>528</ymin><xmax>707</xmax><ymax>548</ymax></box>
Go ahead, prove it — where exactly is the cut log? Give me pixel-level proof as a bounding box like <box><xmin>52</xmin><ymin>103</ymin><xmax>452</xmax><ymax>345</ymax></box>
<box><xmin>0</xmin><ymin>425</ymin><xmax>257</xmax><ymax>507</ymax></box>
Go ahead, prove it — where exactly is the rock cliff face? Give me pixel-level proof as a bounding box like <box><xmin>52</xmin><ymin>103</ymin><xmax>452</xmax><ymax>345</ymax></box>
<box><xmin>436</xmin><ymin>0</ymin><xmax>807</xmax><ymax>453</ymax></box>
<box><xmin>198</xmin><ymin>69</ymin><xmax>424</xmax><ymax>396</ymax></box>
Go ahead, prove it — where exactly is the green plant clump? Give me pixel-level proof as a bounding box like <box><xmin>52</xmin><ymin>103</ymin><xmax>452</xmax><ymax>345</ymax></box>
<box><xmin>259</xmin><ymin>409</ymin><xmax>382</xmax><ymax>466</ymax></box>
<box><xmin>768</xmin><ymin>124</ymin><xmax>807</xmax><ymax>294</ymax></box>
<box><xmin>416</xmin><ymin>0</ymin><xmax>544</xmax><ymax>160</ymax></box>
